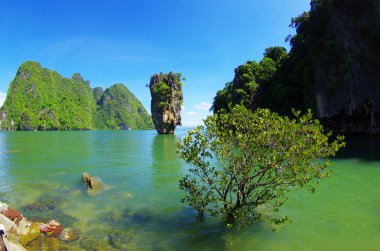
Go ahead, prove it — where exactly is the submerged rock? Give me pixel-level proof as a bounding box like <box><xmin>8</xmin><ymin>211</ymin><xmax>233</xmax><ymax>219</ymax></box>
<box><xmin>21</xmin><ymin>195</ymin><xmax>76</xmax><ymax>226</ymax></box>
<box><xmin>109</xmin><ymin>229</ymin><xmax>133</xmax><ymax>249</ymax></box>
<box><xmin>149</xmin><ymin>72</ymin><xmax>183</xmax><ymax>134</ymax></box>
<box><xmin>59</xmin><ymin>228</ymin><xmax>77</xmax><ymax>242</ymax></box>
<box><xmin>80</xmin><ymin>229</ymin><xmax>113</xmax><ymax>251</ymax></box>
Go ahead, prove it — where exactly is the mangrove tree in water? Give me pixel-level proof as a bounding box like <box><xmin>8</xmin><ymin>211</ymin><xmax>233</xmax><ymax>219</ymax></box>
<box><xmin>177</xmin><ymin>106</ymin><xmax>344</xmax><ymax>227</ymax></box>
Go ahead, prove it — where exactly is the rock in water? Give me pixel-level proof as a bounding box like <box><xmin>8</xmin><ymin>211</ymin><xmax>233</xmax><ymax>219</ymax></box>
<box><xmin>59</xmin><ymin>228</ymin><xmax>77</xmax><ymax>242</ymax></box>
<box><xmin>0</xmin><ymin>202</ymin><xmax>24</xmax><ymax>227</ymax></box>
<box><xmin>18</xmin><ymin>222</ymin><xmax>41</xmax><ymax>246</ymax></box>
<box><xmin>149</xmin><ymin>72</ymin><xmax>183</xmax><ymax>134</ymax></box>
<box><xmin>82</xmin><ymin>172</ymin><xmax>90</xmax><ymax>183</ymax></box>
<box><xmin>82</xmin><ymin>172</ymin><xmax>105</xmax><ymax>192</ymax></box>
<box><xmin>37</xmin><ymin>220</ymin><xmax>63</xmax><ymax>237</ymax></box>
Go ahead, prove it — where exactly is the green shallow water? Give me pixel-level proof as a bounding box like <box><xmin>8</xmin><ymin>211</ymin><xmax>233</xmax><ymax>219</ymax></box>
<box><xmin>0</xmin><ymin>130</ymin><xmax>379</xmax><ymax>250</ymax></box>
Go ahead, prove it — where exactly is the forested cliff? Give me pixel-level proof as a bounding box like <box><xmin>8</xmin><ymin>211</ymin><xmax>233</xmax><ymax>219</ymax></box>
<box><xmin>212</xmin><ymin>0</ymin><xmax>380</xmax><ymax>135</ymax></box>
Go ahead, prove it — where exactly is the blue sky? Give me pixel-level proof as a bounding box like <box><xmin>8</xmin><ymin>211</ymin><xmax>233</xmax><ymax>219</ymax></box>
<box><xmin>0</xmin><ymin>0</ymin><xmax>310</xmax><ymax>126</ymax></box>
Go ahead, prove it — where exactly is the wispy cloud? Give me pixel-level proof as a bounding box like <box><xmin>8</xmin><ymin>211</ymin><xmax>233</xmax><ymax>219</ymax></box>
<box><xmin>194</xmin><ymin>101</ymin><xmax>211</xmax><ymax>111</ymax></box>
<box><xmin>182</xmin><ymin>110</ymin><xmax>208</xmax><ymax>127</ymax></box>
<box><xmin>186</xmin><ymin>111</ymin><xmax>198</xmax><ymax>116</ymax></box>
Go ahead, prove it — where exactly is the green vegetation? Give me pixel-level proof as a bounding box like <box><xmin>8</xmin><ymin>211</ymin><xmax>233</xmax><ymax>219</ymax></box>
<box><xmin>212</xmin><ymin>0</ymin><xmax>380</xmax><ymax>126</ymax></box>
<box><xmin>177</xmin><ymin>105</ymin><xmax>344</xmax><ymax>227</ymax></box>
<box><xmin>211</xmin><ymin>46</ymin><xmax>287</xmax><ymax>113</ymax></box>
<box><xmin>0</xmin><ymin>61</ymin><xmax>153</xmax><ymax>130</ymax></box>
<box><xmin>149</xmin><ymin>72</ymin><xmax>184</xmax><ymax>109</ymax></box>
<box><xmin>95</xmin><ymin>84</ymin><xmax>153</xmax><ymax>130</ymax></box>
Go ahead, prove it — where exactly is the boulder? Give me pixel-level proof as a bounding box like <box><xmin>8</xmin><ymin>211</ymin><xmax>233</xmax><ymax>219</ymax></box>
<box><xmin>0</xmin><ymin>225</ymin><xmax>6</xmax><ymax>251</ymax></box>
<box><xmin>59</xmin><ymin>228</ymin><xmax>77</xmax><ymax>242</ymax></box>
<box><xmin>1</xmin><ymin>238</ymin><xmax>26</xmax><ymax>251</ymax></box>
<box><xmin>46</xmin><ymin>237</ymin><xmax>60</xmax><ymax>251</ymax></box>
<box><xmin>37</xmin><ymin>220</ymin><xmax>63</xmax><ymax>237</ymax></box>
<box><xmin>82</xmin><ymin>172</ymin><xmax>104</xmax><ymax>191</ymax></box>
<box><xmin>88</xmin><ymin>176</ymin><xmax>103</xmax><ymax>189</ymax></box>
<box><xmin>2</xmin><ymin>207</ymin><xmax>23</xmax><ymax>225</ymax></box>
<box><xmin>0</xmin><ymin>214</ymin><xmax>17</xmax><ymax>233</ymax></box>
<box><xmin>82</xmin><ymin>172</ymin><xmax>90</xmax><ymax>183</ymax></box>
<box><xmin>18</xmin><ymin>222</ymin><xmax>40</xmax><ymax>246</ymax></box>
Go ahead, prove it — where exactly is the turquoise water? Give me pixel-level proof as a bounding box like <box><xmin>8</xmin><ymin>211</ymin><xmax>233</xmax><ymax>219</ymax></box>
<box><xmin>0</xmin><ymin>130</ymin><xmax>379</xmax><ymax>250</ymax></box>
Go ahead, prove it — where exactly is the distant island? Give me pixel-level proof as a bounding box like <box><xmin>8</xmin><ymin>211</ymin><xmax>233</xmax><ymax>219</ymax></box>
<box><xmin>0</xmin><ymin>61</ymin><xmax>154</xmax><ymax>130</ymax></box>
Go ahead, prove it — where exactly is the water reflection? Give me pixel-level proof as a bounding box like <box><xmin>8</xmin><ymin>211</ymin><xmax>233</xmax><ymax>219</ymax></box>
<box><xmin>335</xmin><ymin>137</ymin><xmax>380</xmax><ymax>161</ymax></box>
<box><xmin>0</xmin><ymin>132</ymin><xmax>11</xmax><ymax>201</ymax></box>
<box><xmin>150</xmin><ymin>134</ymin><xmax>182</xmax><ymax>197</ymax></box>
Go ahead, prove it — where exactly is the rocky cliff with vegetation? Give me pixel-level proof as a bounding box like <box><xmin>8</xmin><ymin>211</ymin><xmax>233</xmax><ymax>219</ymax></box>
<box><xmin>149</xmin><ymin>72</ymin><xmax>183</xmax><ymax>134</ymax></box>
<box><xmin>0</xmin><ymin>61</ymin><xmax>153</xmax><ymax>130</ymax></box>
<box><xmin>212</xmin><ymin>0</ymin><xmax>380</xmax><ymax>135</ymax></box>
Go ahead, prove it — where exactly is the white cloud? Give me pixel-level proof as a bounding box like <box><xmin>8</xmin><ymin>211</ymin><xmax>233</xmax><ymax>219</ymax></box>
<box><xmin>194</xmin><ymin>102</ymin><xmax>211</xmax><ymax>111</ymax></box>
<box><xmin>181</xmin><ymin>110</ymin><xmax>207</xmax><ymax>127</ymax></box>
<box><xmin>186</xmin><ymin>111</ymin><xmax>198</xmax><ymax>116</ymax></box>
<box><xmin>0</xmin><ymin>91</ymin><xmax>6</xmax><ymax>107</ymax></box>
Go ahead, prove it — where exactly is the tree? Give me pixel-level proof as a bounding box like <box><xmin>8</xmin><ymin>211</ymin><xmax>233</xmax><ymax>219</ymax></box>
<box><xmin>211</xmin><ymin>47</ymin><xmax>288</xmax><ymax>114</ymax></box>
<box><xmin>177</xmin><ymin>106</ymin><xmax>344</xmax><ymax>227</ymax></box>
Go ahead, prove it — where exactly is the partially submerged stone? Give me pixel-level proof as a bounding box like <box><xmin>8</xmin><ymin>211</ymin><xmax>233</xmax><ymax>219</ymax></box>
<box><xmin>37</xmin><ymin>220</ymin><xmax>63</xmax><ymax>237</ymax></box>
<box><xmin>18</xmin><ymin>222</ymin><xmax>40</xmax><ymax>246</ymax></box>
<box><xmin>59</xmin><ymin>228</ymin><xmax>77</xmax><ymax>242</ymax></box>
<box><xmin>82</xmin><ymin>172</ymin><xmax>90</xmax><ymax>183</ymax></box>
<box><xmin>82</xmin><ymin>172</ymin><xmax>105</xmax><ymax>192</ymax></box>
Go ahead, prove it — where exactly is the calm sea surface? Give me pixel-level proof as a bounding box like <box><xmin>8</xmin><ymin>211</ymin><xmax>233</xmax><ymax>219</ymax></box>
<box><xmin>0</xmin><ymin>129</ymin><xmax>379</xmax><ymax>250</ymax></box>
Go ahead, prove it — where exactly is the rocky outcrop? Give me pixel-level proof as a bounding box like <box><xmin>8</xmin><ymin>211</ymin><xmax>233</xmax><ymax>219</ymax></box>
<box><xmin>311</xmin><ymin>0</ymin><xmax>380</xmax><ymax>135</ymax></box>
<box><xmin>149</xmin><ymin>72</ymin><xmax>183</xmax><ymax>134</ymax></box>
<box><xmin>212</xmin><ymin>0</ymin><xmax>380</xmax><ymax>135</ymax></box>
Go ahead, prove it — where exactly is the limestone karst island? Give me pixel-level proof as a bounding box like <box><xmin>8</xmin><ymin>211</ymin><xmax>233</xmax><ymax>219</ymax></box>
<box><xmin>0</xmin><ymin>0</ymin><xmax>379</xmax><ymax>250</ymax></box>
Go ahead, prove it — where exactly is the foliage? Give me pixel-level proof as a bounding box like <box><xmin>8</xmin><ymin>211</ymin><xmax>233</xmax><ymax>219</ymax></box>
<box><xmin>95</xmin><ymin>84</ymin><xmax>154</xmax><ymax>130</ymax></box>
<box><xmin>177</xmin><ymin>105</ymin><xmax>345</xmax><ymax>227</ymax></box>
<box><xmin>212</xmin><ymin>0</ymin><xmax>380</xmax><ymax>119</ymax></box>
<box><xmin>211</xmin><ymin>47</ymin><xmax>287</xmax><ymax>113</ymax></box>
<box><xmin>93</xmin><ymin>87</ymin><xmax>104</xmax><ymax>104</ymax></box>
<box><xmin>149</xmin><ymin>72</ymin><xmax>184</xmax><ymax>109</ymax></box>
<box><xmin>0</xmin><ymin>61</ymin><xmax>153</xmax><ymax>130</ymax></box>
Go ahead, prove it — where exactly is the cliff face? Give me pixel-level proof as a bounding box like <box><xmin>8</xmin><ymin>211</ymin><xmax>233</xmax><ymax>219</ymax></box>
<box><xmin>149</xmin><ymin>72</ymin><xmax>183</xmax><ymax>134</ymax></box>
<box><xmin>0</xmin><ymin>61</ymin><xmax>153</xmax><ymax>130</ymax></box>
<box><xmin>311</xmin><ymin>0</ymin><xmax>380</xmax><ymax>134</ymax></box>
<box><xmin>212</xmin><ymin>0</ymin><xmax>380</xmax><ymax>135</ymax></box>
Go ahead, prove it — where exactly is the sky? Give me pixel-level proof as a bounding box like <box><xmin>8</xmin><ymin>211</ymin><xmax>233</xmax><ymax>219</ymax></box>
<box><xmin>0</xmin><ymin>0</ymin><xmax>310</xmax><ymax>126</ymax></box>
